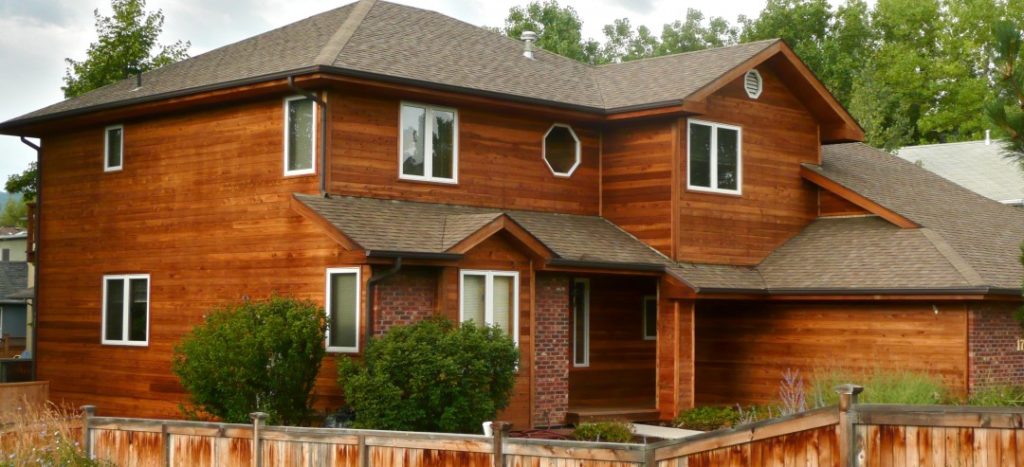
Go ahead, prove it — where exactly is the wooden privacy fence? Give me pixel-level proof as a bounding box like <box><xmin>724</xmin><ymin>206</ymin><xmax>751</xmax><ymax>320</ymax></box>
<box><xmin>79</xmin><ymin>385</ymin><xmax>1024</xmax><ymax>466</ymax></box>
<box><xmin>0</xmin><ymin>380</ymin><xmax>47</xmax><ymax>422</ymax></box>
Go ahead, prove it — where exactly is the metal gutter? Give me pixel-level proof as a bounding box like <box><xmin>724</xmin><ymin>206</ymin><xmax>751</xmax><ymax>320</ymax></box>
<box><xmin>544</xmin><ymin>258</ymin><xmax>666</xmax><ymax>272</ymax></box>
<box><xmin>19</xmin><ymin>136</ymin><xmax>39</xmax><ymax>381</ymax></box>
<box><xmin>693</xmin><ymin>286</ymin><xmax>1023</xmax><ymax>297</ymax></box>
<box><xmin>364</xmin><ymin>250</ymin><xmax>463</xmax><ymax>261</ymax></box>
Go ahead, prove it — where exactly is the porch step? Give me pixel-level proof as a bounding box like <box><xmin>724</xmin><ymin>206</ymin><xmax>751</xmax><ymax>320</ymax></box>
<box><xmin>566</xmin><ymin>407</ymin><xmax>661</xmax><ymax>425</ymax></box>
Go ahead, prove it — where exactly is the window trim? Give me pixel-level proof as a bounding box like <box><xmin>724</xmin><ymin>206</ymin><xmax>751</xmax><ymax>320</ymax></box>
<box><xmin>542</xmin><ymin>123</ymin><xmax>581</xmax><ymax>178</ymax></box>
<box><xmin>572</xmin><ymin>278</ymin><xmax>590</xmax><ymax>367</ymax></box>
<box><xmin>283</xmin><ymin>95</ymin><xmax>318</xmax><ymax>177</ymax></box>
<box><xmin>101</xmin><ymin>273</ymin><xmax>150</xmax><ymax>346</ymax></box>
<box><xmin>325</xmin><ymin>267</ymin><xmax>361</xmax><ymax>354</ymax></box>
<box><xmin>642</xmin><ymin>295</ymin><xmax>657</xmax><ymax>341</ymax></box>
<box><xmin>104</xmin><ymin>124</ymin><xmax>124</xmax><ymax>172</ymax></box>
<box><xmin>398</xmin><ymin>101</ymin><xmax>459</xmax><ymax>185</ymax></box>
<box><xmin>686</xmin><ymin>119</ymin><xmax>743</xmax><ymax>195</ymax></box>
<box><xmin>458</xmin><ymin>269</ymin><xmax>519</xmax><ymax>345</ymax></box>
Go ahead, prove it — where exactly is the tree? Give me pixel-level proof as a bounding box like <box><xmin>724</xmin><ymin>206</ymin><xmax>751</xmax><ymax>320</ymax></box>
<box><xmin>658</xmin><ymin>9</ymin><xmax>739</xmax><ymax>55</ymax></box>
<box><xmin>5</xmin><ymin>163</ymin><xmax>37</xmax><ymax>201</ymax></box>
<box><xmin>0</xmin><ymin>197</ymin><xmax>27</xmax><ymax>228</ymax></box>
<box><xmin>502</xmin><ymin>1</ymin><xmax>600</xmax><ymax>63</ymax></box>
<box><xmin>986</xmin><ymin>20</ymin><xmax>1024</xmax><ymax>158</ymax></box>
<box><xmin>171</xmin><ymin>297</ymin><xmax>326</xmax><ymax>426</ymax></box>
<box><xmin>599</xmin><ymin>18</ymin><xmax>660</xmax><ymax>63</ymax></box>
<box><xmin>63</xmin><ymin>0</ymin><xmax>190</xmax><ymax>98</ymax></box>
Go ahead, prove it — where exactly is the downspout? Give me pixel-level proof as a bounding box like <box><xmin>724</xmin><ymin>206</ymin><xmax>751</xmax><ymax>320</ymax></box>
<box><xmin>365</xmin><ymin>257</ymin><xmax>402</xmax><ymax>347</ymax></box>
<box><xmin>286</xmin><ymin>75</ymin><xmax>329</xmax><ymax>197</ymax></box>
<box><xmin>19</xmin><ymin>136</ymin><xmax>39</xmax><ymax>382</ymax></box>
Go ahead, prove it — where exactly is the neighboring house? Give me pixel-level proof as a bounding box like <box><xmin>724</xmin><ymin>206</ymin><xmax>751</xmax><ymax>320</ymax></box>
<box><xmin>0</xmin><ymin>262</ymin><xmax>29</xmax><ymax>358</ymax></box>
<box><xmin>0</xmin><ymin>229</ymin><xmax>29</xmax><ymax>262</ymax></box>
<box><xmin>897</xmin><ymin>138</ymin><xmax>1024</xmax><ymax>206</ymax></box>
<box><xmin>0</xmin><ymin>0</ymin><xmax>1021</xmax><ymax>428</ymax></box>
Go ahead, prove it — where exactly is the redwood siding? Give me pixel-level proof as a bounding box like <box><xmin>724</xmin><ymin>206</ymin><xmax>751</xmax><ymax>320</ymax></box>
<box><xmin>695</xmin><ymin>301</ymin><xmax>969</xmax><ymax>406</ymax></box>
<box><xmin>677</xmin><ymin>66</ymin><xmax>820</xmax><ymax>265</ymax></box>
<box><xmin>819</xmin><ymin>188</ymin><xmax>870</xmax><ymax>217</ymax></box>
<box><xmin>328</xmin><ymin>91</ymin><xmax>600</xmax><ymax>214</ymax></box>
<box><xmin>968</xmin><ymin>301</ymin><xmax>1024</xmax><ymax>391</ymax></box>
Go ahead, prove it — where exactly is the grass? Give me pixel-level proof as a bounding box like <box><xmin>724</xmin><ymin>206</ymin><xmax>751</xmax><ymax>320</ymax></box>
<box><xmin>0</xmin><ymin>400</ymin><xmax>104</xmax><ymax>467</ymax></box>
<box><xmin>967</xmin><ymin>385</ymin><xmax>1024</xmax><ymax>407</ymax></box>
<box><xmin>810</xmin><ymin>367</ymin><xmax>951</xmax><ymax>406</ymax></box>
<box><xmin>572</xmin><ymin>421</ymin><xmax>634</xmax><ymax>443</ymax></box>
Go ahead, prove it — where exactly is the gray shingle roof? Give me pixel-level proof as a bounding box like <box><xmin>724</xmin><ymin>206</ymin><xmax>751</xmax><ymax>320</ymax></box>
<box><xmin>0</xmin><ymin>263</ymin><xmax>28</xmax><ymax>303</ymax></box>
<box><xmin>896</xmin><ymin>140</ymin><xmax>1024</xmax><ymax>204</ymax></box>
<box><xmin>1</xmin><ymin>0</ymin><xmax>778</xmax><ymax>128</ymax></box>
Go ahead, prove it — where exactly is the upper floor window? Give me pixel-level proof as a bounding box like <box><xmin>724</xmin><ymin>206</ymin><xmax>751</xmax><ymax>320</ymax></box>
<box><xmin>400</xmin><ymin>102</ymin><xmax>457</xmax><ymax>183</ymax></box>
<box><xmin>688</xmin><ymin>119</ymin><xmax>741</xmax><ymax>194</ymax></box>
<box><xmin>326</xmin><ymin>267</ymin><xmax>360</xmax><ymax>353</ymax></box>
<box><xmin>104</xmin><ymin>124</ymin><xmax>124</xmax><ymax>172</ymax></box>
<box><xmin>284</xmin><ymin>96</ymin><xmax>316</xmax><ymax>176</ymax></box>
<box><xmin>102</xmin><ymin>274</ymin><xmax>149</xmax><ymax>346</ymax></box>
<box><xmin>460</xmin><ymin>270</ymin><xmax>518</xmax><ymax>344</ymax></box>
<box><xmin>543</xmin><ymin>124</ymin><xmax>581</xmax><ymax>177</ymax></box>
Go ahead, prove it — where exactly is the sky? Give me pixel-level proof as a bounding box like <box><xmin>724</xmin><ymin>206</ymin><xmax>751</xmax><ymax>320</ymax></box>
<box><xmin>0</xmin><ymin>0</ymin><xmax>854</xmax><ymax>184</ymax></box>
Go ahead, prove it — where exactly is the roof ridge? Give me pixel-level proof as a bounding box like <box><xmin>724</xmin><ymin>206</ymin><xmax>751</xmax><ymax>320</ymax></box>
<box><xmin>592</xmin><ymin>38</ymin><xmax>780</xmax><ymax>68</ymax></box>
<box><xmin>898</xmin><ymin>139</ymin><xmax>993</xmax><ymax>151</ymax></box>
<box><xmin>918</xmin><ymin>228</ymin><xmax>986</xmax><ymax>286</ymax></box>
<box><xmin>316</xmin><ymin>0</ymin><xmax>377</xmax><ymax>65</ymax></box>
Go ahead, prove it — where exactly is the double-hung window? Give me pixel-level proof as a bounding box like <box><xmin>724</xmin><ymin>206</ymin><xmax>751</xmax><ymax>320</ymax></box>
<box><xmin>688</xmin><ymin>119</ymin><xmax>741</xmax><ymax>194</ymax></box>
<box><xmin>104</xmin><ymin>124</ymin><xmax>124</xmax><ymax>172</ymax></box>
<box><xmin>572</xmin><ymin>278</ymin><xmax>590</xmax><ymax>367</ymax></box>
<box><xmin>102</xmin><ymin>274</ymin><xmax>149</xmax><ymax>346</ymax></box>
<box><xmin>284</xmin><ymin>96</ymin><xmax>316</xmax><ymax>176</ymax></box>
<box><xmin>326</xmin><ymin>267</ymin><xmax>360</xmax><ymax>353</ymax></box>
<box><xmin>399</xmin><ymin>102</ymin><xmax>457</xmax><ymax>183</ymax></box>
<box><xmin>460</xmin><ymin>270</ymin><xmax>518</xmax><ymax>344</ymax></box>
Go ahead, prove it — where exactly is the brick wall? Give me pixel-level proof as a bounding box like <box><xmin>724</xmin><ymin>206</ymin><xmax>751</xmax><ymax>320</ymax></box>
<box><xmin>969</xmin><ymin>302</ymin><xmax>1024</xmax><ymax>391</ymax></box>
<box><xmin>534</xmin><ymin>274</ymin><xmax>571</xmax><ymax>427</ymax></box>
<box><xmin>374</xmin><ymin>267</ymin><xmax>437</xmax><ymax>335</ymax></box>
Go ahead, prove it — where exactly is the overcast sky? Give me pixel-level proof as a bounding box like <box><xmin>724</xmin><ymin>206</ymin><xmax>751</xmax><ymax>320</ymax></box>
<box><xmin>0</xmin><ymin>0</ymin><xmax>853</xmax><ymax>185</ymax></box>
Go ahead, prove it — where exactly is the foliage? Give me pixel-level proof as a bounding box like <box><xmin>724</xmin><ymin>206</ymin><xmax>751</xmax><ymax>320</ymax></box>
<box><xmin>673</xmin><ymin>405</ymin><xmax>739</xmax><ymax>431</ymax></box>
<box><xmin>0</xmin><ymin>402</ymin><xmax>107</xmax><ymax>466</ymax></box>
<box><xmin>986</xmin><ymin>19</ymin><xmax>1024</xmax><ymax>160</ymax></box>
<box><xmin>171</xmin><ymin>296</ymin><xmax>326</xmax><ymax>426</ymax></box>
<box><xmin>0</xmin><ymin>197</ymin><xmax>27</xmax><ymax>228</ymax></box>
<box><xmin>777</xmin><ymin>368</ymin><xmax>809</xmax><ymax>415</ymax></box>
<box><xmin>572</xmin><ymin>421</ymin><xmax>634</xmax><ymax>443</ymax></box>
<box><xmin>968</xmin><ymin>385</ymin><xmax>1024</xmax><ymax>406</ymax></box>
<box><xmin>810</xmin><ymin>367</ymin><xmax>951</xmax><ymax>405</ymax></box>
<box><xmin>336</xmin><ymin>317</ymin><xmax>519</xmax><ymax>433</ymax></box>
<box><xmin>5</xmin><ymin>163</ymin><xmax>37</xmax><ymax>202</ymax></box>
<box><xmin>63</xmin><ymin>0</ymin><xmax>190</xmax><ymax>98</ymax></box>
<box><xmin>658</xmin><ymin>9</ymin><xmax>739</xmax><ymax>56</ymax></box>
<box><xmin>502</xmin><ymin>1</ymin><xmax>600</xmax><ymax>63</ymax></box>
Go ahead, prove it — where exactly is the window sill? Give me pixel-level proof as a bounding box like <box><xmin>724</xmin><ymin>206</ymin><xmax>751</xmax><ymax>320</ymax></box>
<box><xmin>685</xmin><ymin>186</ymin><xmax>743</xmax><ymax>197</ymax></box>
<box><xmin>398</xmin><ymin>175</ymin><xmax>458</xmax><ymax>186</ymax></box>
<box><xmin>284</xmin><ymin>170</ymin><xmax>317</xmax><ymax>178</ymax></box>
<box><xmin>101</xmin><ymin>341</ymin><xmax>148</xmax><ymax>347</ymax></box>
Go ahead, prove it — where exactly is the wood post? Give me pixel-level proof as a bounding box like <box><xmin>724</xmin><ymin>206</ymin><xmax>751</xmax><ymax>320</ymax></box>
<box><xmin>491</xmin><ymin>421</ymin><xmax>511</xmax><ymax>467</ymax></box>
<box><xmin>249</xmin><ymin>412</ymin><xmax>268</xmax><ymax>467</ymax></box>
<box><xmin>358</xmin><ymin>434</ymin><xmax>368</xmax><ymax>467</ymax></box>
<box><xmin>835</xmin><ymin>384</ymin><xmax>864</xmax><ymax>467</ymax></box>
<box><xmin>80</xmin><ymin>405</ymin><xmax>95</xmax><ymax>459</ymax></box>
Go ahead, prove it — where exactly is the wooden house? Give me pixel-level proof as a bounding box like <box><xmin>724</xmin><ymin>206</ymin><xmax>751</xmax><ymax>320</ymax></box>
<box><xmin>1</xmin><ymin>0</ymin><xmax>1022</xmax><ymax>428</ymax></box>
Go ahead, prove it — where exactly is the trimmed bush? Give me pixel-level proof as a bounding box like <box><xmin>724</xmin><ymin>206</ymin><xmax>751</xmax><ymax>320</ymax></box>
<box><xmin>810</xmin><ymin>368</ymin><xmax>950</xmax><ymax>405</ymax></box>
<box><xmin>573</xmin><ymin>421</ymin><xmax>634</xmax><ymax>443</ymax></box>
<box><xmin>337</xmin><ymin>317</ymin><xmax>519</xmax><ymax>433</ymax></box>
<box><xmin>171</xmin><ymin>296</ymin><xmax>326</xmax><ymax>425</ymax></box>
<box><xmin>674</xmin><ymin>406</ymin><xmax>739</xmax><ymax>431</ymax></box>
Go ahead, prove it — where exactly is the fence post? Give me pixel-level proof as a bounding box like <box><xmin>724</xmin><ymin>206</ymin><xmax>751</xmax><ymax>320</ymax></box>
<box><xmin>835</xmin><ymin>384</ymin><xmax>864</xmax><ymax>467</ymax></box>
<box><xmin>491</xmin><ymin>421</ymin><xmax>511</xmax><ymax>467</ymax></box>
<box><xmin>249</xmin><ymin>412</ymin><xmax>268</xmax><ymax>467</ymax></box>
<box><xmin>80</xmin><ymin>405</ymin><xmax>95</xmax><ymax>460</ymax></box>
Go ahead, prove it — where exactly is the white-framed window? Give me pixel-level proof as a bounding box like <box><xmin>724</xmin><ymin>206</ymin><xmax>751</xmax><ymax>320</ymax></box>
<box><xmin>642</xmin><ymin>295</ymin><xmax>657</xmax><ymax>340</ymax></box>
<box><xmin>104</xmin><ymin>124</ymin><xmax>124</xmax><ymax>172</ymax></box>
<box><xmin>572</xmin><ymin>278</ymin><xmax>590</xmax><ymax>367</ymax></box>
<box><xmin>459</xmin><ymin>270</ymin><xmax>518</xmax><ymax>344</ymax></box>
<box><xmin>687</xmin><ymin>119</ymin><xmax>742</xmax><ymax>194</ymax></box>
<box><xmin>399</xmin><ymin>102</ymin><xmax>458</xmax><ymax>184</ymax></box>
<box><xmin>284</xmin><ymin>95</ymin><xmax>317</xmax><ymax>176</ymax></box>
<box><xmin>326</xmin><ymin>267</ymin><xmax>360</xmax><ymax>353</ymax></box>
<box><xmin>543</xmin><ymin>123</ymin><xmax>581</xmax><ymax>177</ymax></box>
<box><xmin>101</xmin><ymin>274</ymin><xmax>149</xmax><ymax>346</ymax></box>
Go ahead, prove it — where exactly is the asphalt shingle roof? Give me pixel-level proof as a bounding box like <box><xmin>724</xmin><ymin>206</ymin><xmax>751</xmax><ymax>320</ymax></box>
<box><xmin>0</xmin><ymin>263</ymin><xmax>28</xmax><ymax>303</ymax></box>
<box><xmin>896</xmin><ymin>140</ymin><xmax>1024</xmax><ymax>204</ymax></box>
<box><xmin>0</xmin><ymin>0</ymin><xmax>777</xmax><ymax>128</ymax></box>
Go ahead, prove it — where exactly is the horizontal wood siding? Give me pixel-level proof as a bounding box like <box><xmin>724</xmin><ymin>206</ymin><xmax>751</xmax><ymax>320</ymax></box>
<box><xmin>677</xmin><ymin>66</ymin><xmax>819</xmax><ymax>265</ymax></box>
<box><xmin>819</xmin><ymin>188</ymin><xmax>870</xmax><ymax>217</ymax></box>
<box><xmin>569</xmin><ymin>276</ymin><xmax>657</xmax><ymax>410</ymax></box>
<box><xmin>328</xmin><ymin>91</ymin><xmax>600</xmax><ymax>214</ymax></box>
<box><xmin>695</xmin><ymin>301</ymin><xmax>968</xmax><ymax>405</ymax></box>
<box><xmin>36</xmin><ymin>96</ymin><xmax>352</xmax><ymax>418</ymax></box>
<box><xmin>601</xmin><ymin>119</ymin><xmax>675</xmax><ymax>256</ymax></box>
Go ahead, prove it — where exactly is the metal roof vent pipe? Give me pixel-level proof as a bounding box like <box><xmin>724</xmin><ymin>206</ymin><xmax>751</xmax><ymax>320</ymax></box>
<box><xmin>985</xmin><ymin>129</ymin><xmax>991</xmax><ymax>145</ymax></box>
<box><xmin>521</xmin><ymin>31</ymin><xmax>537</xmax><ymax>59</ymax></box>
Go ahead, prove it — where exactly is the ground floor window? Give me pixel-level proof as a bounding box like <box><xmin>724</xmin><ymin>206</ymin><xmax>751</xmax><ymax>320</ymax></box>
<box><xmin>102</xmin><ymin>274</ymin><xmax>149</xmax><ymax>346</ymax></box>
<box><xmin>326</xmin><ymin>267</ymin><xmax>360</xmax><ymax>353</ymax></box>
<box><xmin>572</xmin><ymin>278</ymin><xmax>589</xmax><ymax>367</ymax></box>
<box><xmin>459</xmin><ymin>270</ymin><xmax>519</xmax><ymax>344</ymax></box>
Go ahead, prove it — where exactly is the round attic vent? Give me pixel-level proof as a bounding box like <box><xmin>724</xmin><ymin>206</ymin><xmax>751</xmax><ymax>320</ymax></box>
<box><xmin>744</xmin><ymin>69</ymin><xmax>763</xmax><ymax>99</ymax></box>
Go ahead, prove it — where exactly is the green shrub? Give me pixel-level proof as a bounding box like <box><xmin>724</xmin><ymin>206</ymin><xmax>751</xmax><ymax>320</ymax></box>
<box><xmin>810</xmin><ymin>368</ymin><xmax>950</xmax><ymax>405</ymax></box>
<box><xmin>968</xmin><ymin>385</ymin><xmax>1024</xmax><ymax>407</ymax></box>
<box><xmin>674</xmin><ymin>405</ymin><xmax>739</xmax><ymax>431</ymax></box>
<box><xmin>171</xmin><ymin>296</ymin><xmax>326</xmax><ymax>425</ymax></box>
<box><xmin>337</xmin><ymin>317</ymin><xmax>519</xmax><ymax>433</ymax></box>
<box><xmin>573</xmin><ymin>421</ymin><xmax>634</xmax><ymax>443</ymax></box>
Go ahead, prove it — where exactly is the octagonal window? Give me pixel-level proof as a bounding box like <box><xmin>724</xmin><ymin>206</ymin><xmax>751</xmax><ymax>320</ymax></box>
<box><xmin>543</xmin><ymin>124</ymin><xmax>581</xmax><ymax>177</ymax></box>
